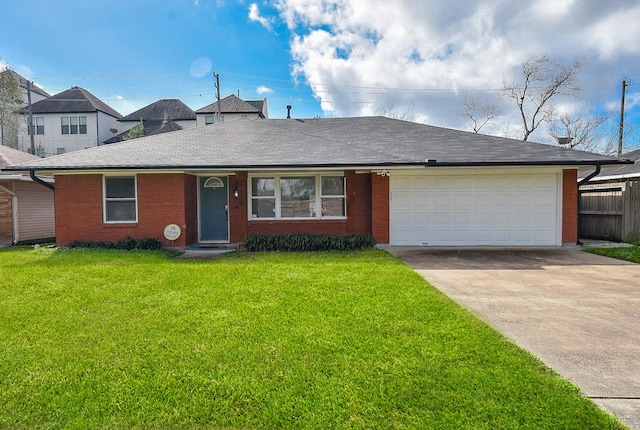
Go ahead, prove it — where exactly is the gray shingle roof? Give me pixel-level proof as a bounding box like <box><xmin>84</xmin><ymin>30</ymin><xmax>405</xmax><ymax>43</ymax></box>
<box><xmin>103</xmin><ymin>120</ymin><xmax>183</xmax><ymax>144</ymax></box>
<box><xmin>0</xmin><ymin>145</ymin><xmax>41</xmax><ymax>168</ymax></box>
<box><xmin>196</xmin><ymin>94</ymin><xmax>262</xmax><ymax>116</ymax></box>
<box><xmin>30</xmin><ymin>86</ymin><xmax>121</xmax><ymax>118</ymax></box>
<box><xmin>5</xmin><ymin>117</ymin><xmax>631</xmax><ymax>172</ymax></box>
<box><xmin>120</xmin><ymin>99</ymin><xmax>196</xmax><ymax>122</ymax></box>
<box><xmin>579</xmin><ymin>148</ymin><xmax>640</xmax><ymax>181</ymax></box>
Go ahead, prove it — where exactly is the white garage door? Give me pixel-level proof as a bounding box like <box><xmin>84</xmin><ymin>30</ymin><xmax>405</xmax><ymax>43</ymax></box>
<box><xmin>390</xmin><ymin>172</ymin><xmax>560</xmax><ymax>246</ymax></box>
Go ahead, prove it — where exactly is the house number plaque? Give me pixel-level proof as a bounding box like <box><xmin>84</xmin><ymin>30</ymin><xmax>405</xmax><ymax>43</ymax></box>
<box><xmin>164</xmin><ymin>224</ymin><xmax>182</xmax><ymax>241</ymax></box>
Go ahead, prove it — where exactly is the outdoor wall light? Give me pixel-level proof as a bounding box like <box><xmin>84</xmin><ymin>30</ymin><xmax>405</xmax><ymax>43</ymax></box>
<box><xmin>233</xmin><ymin>184</ymin><xmax>239</xmax><ymax>198</ymax></box>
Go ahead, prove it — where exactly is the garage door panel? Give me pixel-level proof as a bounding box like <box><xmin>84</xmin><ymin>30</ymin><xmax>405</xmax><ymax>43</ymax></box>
<box><xmin>390</xmin><ymin>172</ymin><xmax>559</xmax><ymax>246</ymax></box>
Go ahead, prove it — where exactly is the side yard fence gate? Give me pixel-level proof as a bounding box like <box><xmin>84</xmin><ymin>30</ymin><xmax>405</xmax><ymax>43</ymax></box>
<box><xmin>579</xmin><ymin>179</ymin><xmax>640</xmax><ymax>243</ymax></box>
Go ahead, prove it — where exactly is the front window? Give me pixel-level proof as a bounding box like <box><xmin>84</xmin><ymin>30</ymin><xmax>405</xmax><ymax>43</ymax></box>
<box><xmin>205</xmin><ymin>115</ymin><xmax>214</xmax><ymax>125</ymax></box>
<box><xmin>321</xmin><ymin>176</ymin><xmax>346</xmax><ymax>217</ymax></box>
<box><xmin>281</xmin><ymin>177</ymin><xmax>315</xmax><ymax>218</ymax></box>
<box><xmin>250</xmin><ymin>175</ymin><xmax>346</xmax><ymax>219</ymax></box>
<box><xmin>104</xmin><ymin>176</ymin><xmax>137</xmax><ymax>222</ymax></box>
<box><xmin>251</xmin><ymin>177</ymin><xmax>276</xmax><ymax>218</ymax></box>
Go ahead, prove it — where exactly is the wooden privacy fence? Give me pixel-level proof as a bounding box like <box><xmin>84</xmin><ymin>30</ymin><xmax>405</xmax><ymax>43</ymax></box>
<box><xmin>579</xmin><ymin>179</ymin><xmax>640</xmax><ymax>243</ymax></box>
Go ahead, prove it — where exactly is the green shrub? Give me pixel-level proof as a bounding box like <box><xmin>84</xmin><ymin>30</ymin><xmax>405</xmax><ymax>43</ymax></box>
<box><xmin>67</xmin><ymin>236</ymin><xmax>162</xmax><ymax>251</ymax></box>
<box><xmin>243</xmin><ymin>233</ymin><xmax>376</xmax><ymax>252</ymax></box>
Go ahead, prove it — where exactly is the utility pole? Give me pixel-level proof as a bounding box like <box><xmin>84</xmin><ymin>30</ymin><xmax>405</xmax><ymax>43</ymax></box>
<box><xmin>213</xmin><ymin>72</ymin><xmax>221</xmax><ymax>123</ymax></box>
<box><xmin>618</xmin><ymin>79</ymin><xmax>630</xmax><ymax>156</ymax></box>
<box><xmin>26</xmin><ymin>80</ymin><xmax>35</xmax><ymax>155</ymax></box>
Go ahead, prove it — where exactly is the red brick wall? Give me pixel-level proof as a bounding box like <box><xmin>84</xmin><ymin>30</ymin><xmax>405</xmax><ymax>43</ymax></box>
<box><xmin>55</xmin><ymin>173</ymin><xmax>191</xmax><ymax>247</ymax></box>
<box><xmin>247</xmin><ymin>220</ymin><xmax>348</xmax><ymax>236</ymax></box>
<box><xmin>183</xmin><ymin>174</ymin><xmax>198</xmax><ymax>246</ymax></box>
<box><xmin>229</xmin><ymin>172</ymin><xmax>248</xmax><ymax>243</ymax></box>
<box><xmin>55</xmin><ymin>171</ymin><xmax>381</xmax><ymax>248</ymax></box>
<box><xmin>371</xmin><ymin>173</ymin><xmax>390</xmax><ymax>244</ymax></box>
<box><xmin>562</xmin><ymin>169</ymin><xmax>578</xmax><ymax>245</ymax></box>
<box><xmin>345</xmin><ymin>171</ymin><xmax>372</xmax><ymax>235</ymax></box>
<box><xmin>0</xmin><ymin>189</ymin><xmax>13</xmax><ymax>243</ymax></box>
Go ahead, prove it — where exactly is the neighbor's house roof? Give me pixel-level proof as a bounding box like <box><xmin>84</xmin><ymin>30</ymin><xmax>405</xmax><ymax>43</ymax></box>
<box><xmin>4</xmin><ymin>117</ymin><xmax>632</xmax><ymax>173</ymax></box>
<box><xmin>0</xmin><ymin>145</ymin><xmax>41</xmax><ymax>168</ymax></box>
<box><xmin>196</xmin><ymin>94</ymin><xmax>264</xmax><ymax>117</ymax></box>
<box><xmin>579</xmin><ymin>148</ymin><xmax>640</xmax><ymax>182</ymax></box>
<box><xmin>0</xmin><ymin>69</ymin><xmax>51</xmax><ymax>99</ymax></box>
<box><xmin>0</xmin><ymin>145</ymin><xmax>48</xmax><ymax>181</ymax></box>
<box><xmin>104</xmin><ymin>120</ymin><xmax>183</xmax><ymax>144</ymax></box>
<box><xmin>120</xmin><ymin>99</ymin><xmax>196</xmax><ymax>122</ymax></box>
<box><xmin>30</xmin><ymin>86</ymin><xmax>121</xmax><ymax>118</ymax></box>
<box><xmin>104</xmin><ymin>99</ymin><xmax>194</xmax><ymax>144</ymax></box>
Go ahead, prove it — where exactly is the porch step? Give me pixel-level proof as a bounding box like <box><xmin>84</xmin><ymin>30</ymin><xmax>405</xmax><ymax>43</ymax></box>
<box><xmin>181</xmin><ymin>243</ymin><xmax>237</xmax><ymax>257</ymax></box>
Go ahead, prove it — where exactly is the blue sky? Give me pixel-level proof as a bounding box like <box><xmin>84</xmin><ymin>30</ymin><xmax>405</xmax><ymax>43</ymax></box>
<box><xmin>2</xmin><ymin>0</ymin><xmax>640</xmax><ymax>153</ymax></box>
<box><xmin>1</xmin><ymin>0</ymin><xmax>320</xmax><ymax>119</ymax></box>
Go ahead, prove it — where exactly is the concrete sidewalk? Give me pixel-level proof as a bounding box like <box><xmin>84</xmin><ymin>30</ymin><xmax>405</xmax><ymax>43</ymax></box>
<box><xmin>389</xmin><ymin>247</ymin><xmax>640</xmax><ymax>430</ymax></box>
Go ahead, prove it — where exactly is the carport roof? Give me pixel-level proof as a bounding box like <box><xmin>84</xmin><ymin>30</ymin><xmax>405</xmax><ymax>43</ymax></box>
<box><xmin>4</xmin><ymin>116</ymin><xmax>631</xmax><ymax>172</ymax></box>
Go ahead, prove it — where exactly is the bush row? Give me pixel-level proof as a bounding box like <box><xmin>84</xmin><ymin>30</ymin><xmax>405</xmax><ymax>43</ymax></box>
<box><xmin>243</xmin><ymin>233</ymin><xmax>376</xmax><ymax>252</ymax></box>
<box><xmin>66</xmin><ymin>236</ymin><xmax>162</xmax><ymax>251</ymax></box>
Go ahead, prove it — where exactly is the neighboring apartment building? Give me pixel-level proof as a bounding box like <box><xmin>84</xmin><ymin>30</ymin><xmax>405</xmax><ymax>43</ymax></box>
<box><xmin>0</xmin><ymin>69</ymin><xmax>50</xmax><ymax>148</ymax></box>
<box><xmin>196</xmin><ymin>94</ymin><xmax>268</xmax><ymax>127</ymax></box>
<box><xmin>17</xmin><ymin>86</ymin><xmax>121</xmax><ymax>157</ymax></box>
<box><xmin>105</xmin><ymin>99</ymin><xmax>196</xmax><ymax>143</ymax></box>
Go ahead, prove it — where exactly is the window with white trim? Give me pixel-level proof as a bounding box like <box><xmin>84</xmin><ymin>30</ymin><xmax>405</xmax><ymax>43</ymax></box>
<box><xmin>30</xmin><ymin>117</ymin><xmax>44</xmax><ymax>135</ymax></box>
<box><xmin>104</xmin><ymin>176</ymin><xmax>137</xmax><ymax>222</ymax></box>
<box><xmin>250</xmin><ymin>175</ymin><xmax>346</xmax><ymax>219</ymax></box>
<box><xmin>61</xmin><ymin>116</ymin><xmax>87</xmax><ymax>134</ymax></box>
<box><xmin>205</xmin><ymin>115</ymin><xmax>224</xmax><ymax>125</ymax></box>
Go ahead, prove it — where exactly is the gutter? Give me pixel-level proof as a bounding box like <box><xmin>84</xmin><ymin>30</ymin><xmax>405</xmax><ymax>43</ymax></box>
<box><xmin>577</xmin><ymin>164</ymin><xmax>602</xmax><ymax>187</ymax></box>
<box><xmin>29</xmin><ymin>170</ymin><xmax>55</xmax><ymax>192</ymax></box>
<box><xmin>0</xmin><ymin>184</ymin><xmax>19</xmax><ymax>244</ymax></box>
<box><xmin>576</xmin><ymin>164</ymin><xmax>602</xmax><ymax>246</ymax></box>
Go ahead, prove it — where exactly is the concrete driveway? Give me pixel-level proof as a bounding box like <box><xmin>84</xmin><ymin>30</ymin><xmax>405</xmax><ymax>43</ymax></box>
<box><xmin>388</xmin><ymin>247</ymin><xmax>640</xmax><ymax>430</ymax></box>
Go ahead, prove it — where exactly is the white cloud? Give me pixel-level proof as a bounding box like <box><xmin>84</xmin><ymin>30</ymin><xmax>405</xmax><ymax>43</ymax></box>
<box><xmin>248</xmin><ymin>3</ymin><xmax>275</xmax><ymax>31</ymax></box>
<box><xmin>257</xmin><ymin>85</ymin><xmax>273</xmax><ymax>94</ymax></box>
<box><xmin>274</xmin><ymin>0</ymin><xmax>639</xmax><ymax>143</ymax></box>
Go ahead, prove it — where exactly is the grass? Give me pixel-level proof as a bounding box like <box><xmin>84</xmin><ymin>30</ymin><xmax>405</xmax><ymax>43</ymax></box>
<box><xmin>0</xmin><ymin>247</ymin><xmax>625</xmax><ymax>429</ymax></box>
<box><xmin>584</xmin><ymin>243</ymin><xmax>640</xmax><ymax>263</ymax></box>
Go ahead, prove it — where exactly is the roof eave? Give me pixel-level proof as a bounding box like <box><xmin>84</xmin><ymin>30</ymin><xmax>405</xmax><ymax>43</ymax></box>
<box><xmin>3</xmin><ymin>159</ymin><xmax>629</xmax><ymax>175</ymax></box>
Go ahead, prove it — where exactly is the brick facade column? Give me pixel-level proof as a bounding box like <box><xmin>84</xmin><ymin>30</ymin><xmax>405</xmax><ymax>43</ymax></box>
<box><xmin>562</xmin><ymin>169</ymin><xmax>578</xmax><ymax>245</ymax></box>
<box><xmin>371</xmin><ymin>172</ymin><xmax>390</xmax><ymax>244</ymax></box>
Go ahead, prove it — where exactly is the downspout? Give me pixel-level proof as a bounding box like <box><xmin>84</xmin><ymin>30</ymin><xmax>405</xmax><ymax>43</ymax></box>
<box><xmin>576</xmin><ymin>164</ymin><xmax>602</xmax><ymax>245</ymax></box>
<box><xmin>29</xmin><ymin>170</ymin><xmax>55</xmax><ymax>192</ymax></box>
<box><xmin>577</xmin><ymin>164</ymin><xmax>602</xmax><ymax>187</ymax></box>
<box><xmin>0</xmin><ymin>184</ymin><xmax>19</xmax><ymax>244</ymax></box>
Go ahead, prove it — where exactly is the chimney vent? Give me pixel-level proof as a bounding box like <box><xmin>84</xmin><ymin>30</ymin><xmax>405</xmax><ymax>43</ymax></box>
<box><xmin>286</xmin><ymin>105</ymin><xmax>292</xmax><ymax>119</ymax></box>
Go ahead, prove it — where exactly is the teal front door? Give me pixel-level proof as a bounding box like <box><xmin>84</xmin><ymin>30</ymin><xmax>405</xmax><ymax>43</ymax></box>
<box><xmin>199</xmin><ymin>176</ymin><xmax>229</xmax><ymax>241</ymax></box>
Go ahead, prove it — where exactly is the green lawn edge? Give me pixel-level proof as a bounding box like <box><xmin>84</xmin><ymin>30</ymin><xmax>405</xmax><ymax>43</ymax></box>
<box><xmin>0</xmin><ymin>247</ymin><xmax>626</xmax><ymax>429</ymax></box>
<box><xmin>583</xmin><ymin>243</ymin><xmax>640</xmax><ymax>263</ymax></box>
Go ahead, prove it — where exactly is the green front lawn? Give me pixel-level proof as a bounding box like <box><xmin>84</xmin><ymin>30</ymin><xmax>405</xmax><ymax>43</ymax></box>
<box><xmin>584</xmin><ymin>243</ymin><xmax>640</xmax><ymax>263</ymax></box>
<box><xmin>0</xmin><ymin>248</ymin><xmax>624</xmax><ymax>429</ymax></box>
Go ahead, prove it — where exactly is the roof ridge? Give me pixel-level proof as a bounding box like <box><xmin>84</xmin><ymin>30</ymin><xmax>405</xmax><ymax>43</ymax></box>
<box><xmin>262</xmin><ymin>118</ymin><xmax>408</xmax><ymax>162</ymax></box>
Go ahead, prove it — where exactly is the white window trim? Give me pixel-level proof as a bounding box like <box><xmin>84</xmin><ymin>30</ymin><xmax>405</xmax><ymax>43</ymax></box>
<box><xmin>103</xmin><ymin>175</ymin><xmax>138</xmax><ymax>223</ymax></box>
<box><xmin>248</xmin><ymin>173</ymin><xmax>346</xmax><ymax>220</ymax></box>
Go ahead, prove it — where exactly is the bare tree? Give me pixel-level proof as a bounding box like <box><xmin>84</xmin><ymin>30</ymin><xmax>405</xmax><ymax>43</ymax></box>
<box><xmin>462</xmin><ymin>97</ymin><xmax>501</xmax><ymax>133</ymax></box>
<box><xmin>378</xmin><ymin>103</ymin><xmax>421</xmax><ymax>123</ymax></box>
<box><xmin>503</xmin><ymin>55</ymin><xmax>582</xmax><ymax>141</ymax></box>
<box><xmin>547</xmin><ymin>105</ymin><xmax>616</xmax><ymax>154</ymax></box>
